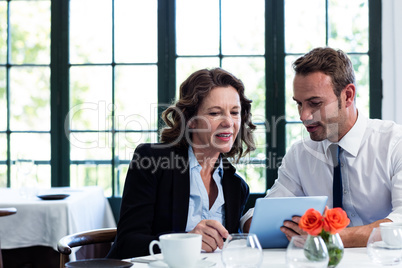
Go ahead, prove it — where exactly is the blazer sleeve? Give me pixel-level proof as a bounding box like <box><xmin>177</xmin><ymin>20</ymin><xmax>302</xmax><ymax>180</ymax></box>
<box><xmin>238</xmin><ymin>175</ymin><xmax>250</xmax><ymax>229</ymax></box>
<box><xmin>222</xmin><ymin>169</ymin><xmax>250</xmax><ymax>233</ymax></box>
<box><xmin>240</xmin><ymin>177</ymin><xmax>250</xmax><ymax>215</ymax></box>
<box><xmin>108</xmin><ymin>143</ymin><xmax>163</xmax><ymax>259</ymax></box>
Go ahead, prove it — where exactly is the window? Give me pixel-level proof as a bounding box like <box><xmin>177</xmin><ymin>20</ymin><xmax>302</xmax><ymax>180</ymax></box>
<box><xmin>176</xmin><ymin>0</ymin><xmax>267</xmax><ymax>192</ymax></box>
<box><xmin>285</xmin><ymin>0</ymin><xmax>372</xmax><ymax>151</ymax></box>
<box><xmin>0</xmin><ymin>0</ymin><xmax>381</xmax><ymax>202</ymax></box>
<box><xmin>0</xmin><ymin>0</ymin><xmax>51</xmax><ymax>188</ymax></box>
<box><xmin>68</xmin><ymin>0</ymin><xmax>158</xmax><ymax>197</ymax></box>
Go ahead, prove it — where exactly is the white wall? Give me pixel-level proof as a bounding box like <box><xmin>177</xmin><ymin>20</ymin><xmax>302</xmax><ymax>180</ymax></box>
<box><xmin>382</xmin><ymin>0</ymin><xmax>402</xmax><ymax>124</ymax></box>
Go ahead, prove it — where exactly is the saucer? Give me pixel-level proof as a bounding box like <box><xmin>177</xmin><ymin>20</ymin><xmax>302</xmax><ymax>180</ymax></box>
<box><xmin>148</xmin><ymin>259</ymin><xmax>216</xmax><ymax>268</ymax></box>
<box><xmin>37</xmin><ymin>194</ymin><xmax>70</xmax><ymax>200</ymax></box>
<box><xmin>66</xmin><ymin>259</ymin><xmax>132</xmax><ymax>267</ymax></box>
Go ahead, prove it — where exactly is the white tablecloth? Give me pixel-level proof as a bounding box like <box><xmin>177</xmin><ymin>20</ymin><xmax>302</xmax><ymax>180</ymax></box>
<box><xmin>0</xmin><ymin>186</ymin><xmax>116</xmax><ymax>250</ymax></box>
<box><xmin>129</xmin><ymin>247</ymin><xmax>380</xmax><ymax>268</ymax></box>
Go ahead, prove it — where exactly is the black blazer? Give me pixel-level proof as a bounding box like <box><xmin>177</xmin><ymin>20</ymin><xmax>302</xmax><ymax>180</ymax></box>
<box><xmin>107</xmin><ymin>143</ymin><xmax>249</xmax><ymax>259</ymax></box>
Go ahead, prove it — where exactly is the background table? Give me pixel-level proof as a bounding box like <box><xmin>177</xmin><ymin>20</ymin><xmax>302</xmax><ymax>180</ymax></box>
<box><xmin>0</xmin><ymin>186</ymin><xmax>116</xmax><ymax>268</ymax></box>
<box><xmin>130</xmin><ymin>248</ymin><xmax>380</xmax><ymax>268</ymax></box>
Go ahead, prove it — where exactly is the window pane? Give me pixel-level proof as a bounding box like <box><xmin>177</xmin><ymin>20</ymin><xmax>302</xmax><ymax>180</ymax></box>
<box><xmin>115</xmin><ymin>0</ymin><xmax>157</xmax><ymax>63</ymax></box>
<box><xmin>116</xmin><ymin>132</ymin><xmax>157</xmax><ymax>162</ymax></box>
<box><xmin>222</xmin><ymin>57</ymin><xmax>265</xmax><ymax>117</ymax></box>
<box><xmin>176</xmin><ymin>57</ymin><xmax>220</xmax><ymax>97</ymax></box>
<box><xmin>9</xmin><ymin>1</ymin><xmax>50</xmax><ymax>64</ymax></box>
<box><xmin>236</xmin><ymin>164</ymin><xmax>266</xmax><ymax>193</ymax></box>
<box><xmin>10</xmin><ymin>133</ymin><xmax>50</xmax><ymax>161</ymax></box>
<box><xmin>115</xmin><ymin>65</ymin><xmax>158</xmax><ymax>130</ymax></box>
<box><xmin>35</xmin><ymin>165</ymin><xmax>50</xmax><ymax>188</ymax></box>
<box><xmin>70</xmin><ymin>66</ymin><xmax>112</xmax><ymax>131</ymax></box>
<box><xmin>70</xmin><ymin>132</ymin><xmax>112</xmax><ymax>195</ymax></box>
<box><xmin>0</xmin><ymin>133</ymin><xmax>5</xmax><ymax>159</ymax></box>
<box><xmin>9</xmin><ymin>66</ymin><xmax>50</xmax><ymax>131</ymax></box>
<box><xmin>0</xmin><ymin>133</ymin><xmax>6</xmax><ymax>187</ymax></box>
<box><xmin>250</xmin><ymin>125</ymin><xmax>267</xmax><ymax>158</ymax></box>
<box><xmin>286</xmin><ymin>123</ymin><xmax>305</xmax><ymax>151</ymax></box>
<box><xmin>70</xmin><ymin>164</ymin><xmax>112</xmax><ymax>196</ymax></box>
<box><xmin>221</xmin><ymin>0</ymin><xmax>264</xmax><ymax>55</ymax></box>
<box><xmin>328</xmin><ymin>0</ymin><xmax>369</xmax><ymax>52</ymax></box>
<box><xmin>70</xmin><ymin>132</ymin><xmax>112</xmax><ymax>161</ymax></box>
<box><xmin>0</xmin><ymin>2</ymin><xmax>6</xmax><ymax>64</ymax></box>
<box><xmin>285</xmin><ymin>55</ymin><xmax>299</xmax><ymax>121</ymax></box>
<box><xmin>0</xmin><ymin>165</ymin><xmax>6</xmax><ymax>187</ymax></box>
<box><xmin>10</xmin><ymin>133</ymin><xmax>51</xmax><ymax>188</ymax></box>
<box><xmin>0</xmin><ymin>134</ymin><xmax>5</xmax><ymax>187</ymax></box>
<box><xmin>0</xmin><ymin>67</ymin><xmax>6</xmax><ymax>130</ymax></box>
<box><xmin>268</xmin><ymin>114</ymin><xmax>287</xmax><ymax>151</ymax></box>
<box><xmin>285</xmin><ymin>0</ymin><xmax>326</xmax><ymax>53</ymax></box>
<box><xmin>351</xmin><ymin>54</ymin><xmax>369</xmax><ymax>117</ymax></box>
<box><xmin>70</xmin><ymin>0</ymin><xmax>112</xmax><ymax>64</ymax></box>
<box><xmin>176</xmin><ymin>0</ymin><xmax>219</xmax><ymax>55</ymax></box>
<box><xmin>114</xmin><ymin>132</ymin><xmax>157</xmax><ymax>197</ymax></box>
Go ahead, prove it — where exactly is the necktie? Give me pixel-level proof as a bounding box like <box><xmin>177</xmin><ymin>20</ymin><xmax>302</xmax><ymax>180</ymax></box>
<box><xmin>333</xmin><ymin>145</ymin><xmax>343</xmax><ymax>208</ymax></box>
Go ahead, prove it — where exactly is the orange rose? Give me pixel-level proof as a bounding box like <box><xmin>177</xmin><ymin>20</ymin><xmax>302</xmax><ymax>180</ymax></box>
<box><xmin>323</xmin><ymin>208</ymin><xmax>350</xmax><ymax>234</ymax></box>
<box><xmin>299</xmin><ymin>208</ymin><xmax>324</xmax><ymax>236</ymax></box>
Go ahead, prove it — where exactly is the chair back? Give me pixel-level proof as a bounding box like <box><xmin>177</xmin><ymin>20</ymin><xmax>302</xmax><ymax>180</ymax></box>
<box><xmin>0</xmin><ymin>208</ymin><xmax>17</xmax><ymax>268</ymax></box>
<box><xmin>57</xmin><ymin>227</ymin><xmax>117</xmax><ymax>268</ymax></box>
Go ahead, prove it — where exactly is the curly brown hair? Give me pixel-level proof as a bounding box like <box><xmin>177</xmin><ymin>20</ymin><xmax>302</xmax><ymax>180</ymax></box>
<box><xmin>160</xmin><ymin>68</ymin><xmax>256</xmax><ymax>162</ymax></box>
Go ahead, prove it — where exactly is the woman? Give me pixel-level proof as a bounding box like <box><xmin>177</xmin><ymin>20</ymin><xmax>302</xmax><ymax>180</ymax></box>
<box><xmin>107</xmin><ymin>68</ymin><xmax>256</xmax><ymax>259</ymax></box>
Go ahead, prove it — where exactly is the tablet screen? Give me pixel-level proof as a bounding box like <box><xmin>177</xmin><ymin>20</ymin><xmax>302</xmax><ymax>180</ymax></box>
<box><xmin>249</xmin><ymin>196</ymin><xmax>328</xmax><ymax>248</ymax></box>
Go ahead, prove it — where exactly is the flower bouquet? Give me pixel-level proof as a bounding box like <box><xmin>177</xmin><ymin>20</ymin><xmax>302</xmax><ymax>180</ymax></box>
<box><xmin>299</xmin><ymin>207</ymin><xmax>350</xmax><ymax>267</ymax></box>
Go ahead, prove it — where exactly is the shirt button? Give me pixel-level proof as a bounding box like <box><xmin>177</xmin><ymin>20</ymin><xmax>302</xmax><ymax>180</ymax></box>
<box><xmin>341</xmin><ymin>163</ymin><xmax>344</xmax><ymax>167</ymax></box>
<box><xmin>344</xmin><ymin>190</ymin><xmax>347</xmax><ymax>194</ymax></box>
<box><xmin>351</xmin><ymin>214</ymin><xmax>355</xmax><ymax>217</ymax></box>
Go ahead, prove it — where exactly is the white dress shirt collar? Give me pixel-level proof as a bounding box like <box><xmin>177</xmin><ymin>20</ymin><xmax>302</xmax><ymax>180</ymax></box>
<box><xmin>322</xmin><ymin>111</ymin><xmax>368</xmax><ymax>158</ymax></box>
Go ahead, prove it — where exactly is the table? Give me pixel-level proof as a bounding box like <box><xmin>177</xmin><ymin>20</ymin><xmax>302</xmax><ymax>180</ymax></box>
<box><xmin>130</xmin><ymin>248</ymin><xmax>380</xmax><ymax>267</ymax></box>
<box><xmin>0</xmin><ymin>208</ymin><xmax>17</xmax><ymax>268</ymax></box>
<box><xmin>0</xmin><ymin>186</ymin><xmax>116</xmax><ymax>251</ymax></box>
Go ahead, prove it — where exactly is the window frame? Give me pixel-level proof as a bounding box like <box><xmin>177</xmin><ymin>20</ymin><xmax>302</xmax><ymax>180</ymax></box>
<box><xmin>2</xmin><ymin>0</ymin><xmax>382</xmax><ymax>209</ymax></box>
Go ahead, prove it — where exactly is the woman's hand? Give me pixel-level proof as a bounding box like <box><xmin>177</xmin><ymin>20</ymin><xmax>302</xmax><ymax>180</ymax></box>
<box><xmin>189</xmin><ymin>220</ymin><xmax>229</xmax><ymax>252</ymax></box>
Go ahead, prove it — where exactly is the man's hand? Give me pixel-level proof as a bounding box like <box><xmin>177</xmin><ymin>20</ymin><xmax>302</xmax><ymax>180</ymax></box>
<box><xmin>280</xmin><ymin>216</ymin><xmax>307</xmax><ymax>241</ymax></box>
<box><xmin>340</xmin><ymin>218</ymin><xmax>392</xmax><ymax>247</ymax></box>
<box><xmin>189</xmin><ymin>220</ymin><xmax>229</xmax><ymax>252</ymax></box>
<box><xmin>281</xmin><ymin>216</ymin><xmax>393</xmax><ymax>247</ymax></box>
<box><xmin>243</xmin><ymin>217</ymin><xmax>252</xmax><ymax>233</ymax></box>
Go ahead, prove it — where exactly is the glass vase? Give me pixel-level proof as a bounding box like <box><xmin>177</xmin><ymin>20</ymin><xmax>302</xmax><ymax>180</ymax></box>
<box><xmin>290</xmin><ymin>235</ymin><xmax>329</xmax><ymax>268</ymax></box>
<box><xmin>321</xmin><ymin>232</ymin><xmax>344</xmax><ymax>267</ymax></box>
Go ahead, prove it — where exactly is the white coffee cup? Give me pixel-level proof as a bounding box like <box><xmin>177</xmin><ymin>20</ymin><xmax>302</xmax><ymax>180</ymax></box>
<box><xmin>380</xmin><ymin>222</ymin><xmax>402</xmax><ymax>247</ymax></box>
<box><xmin>149</xmin><ymin>233</ymin><xmax>202</xmax><ymax>268</ymax></box>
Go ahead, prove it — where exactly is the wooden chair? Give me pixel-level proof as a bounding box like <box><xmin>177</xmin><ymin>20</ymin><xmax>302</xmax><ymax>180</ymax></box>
<box><xmin>57</xmin><ymin>227</ymin><xmax>117</xmax><ymax>268</ymax></box>
<box><xmin>0</xmin><ymin>208</ymin><xmax>17</xmax><ymax>268</ymax></box>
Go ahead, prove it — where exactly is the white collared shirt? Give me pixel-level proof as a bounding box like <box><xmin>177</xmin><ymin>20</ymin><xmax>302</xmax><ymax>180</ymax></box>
<box><xmin>241</xmin><ymin>113</ymin><xmax>402</xmax><ymax>229</ymax></box>
<box><xmin>185</xmin><ymin>147</ymin><xmax>225</xmax><ymax>232</ymax></box>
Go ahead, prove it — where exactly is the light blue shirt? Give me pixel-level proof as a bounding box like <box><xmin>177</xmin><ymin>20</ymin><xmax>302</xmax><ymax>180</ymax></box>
<box><xmin>185</xmin><ymin>146</ymin><xmax>226</xmax><ymax>232</ymax></box>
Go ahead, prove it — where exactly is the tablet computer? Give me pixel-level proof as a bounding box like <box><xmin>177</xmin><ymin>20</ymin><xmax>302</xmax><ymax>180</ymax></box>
<box><xmin>249</xmin><ymin>196</ymin><xmax>328</xmax><ymax>248</ymax></box>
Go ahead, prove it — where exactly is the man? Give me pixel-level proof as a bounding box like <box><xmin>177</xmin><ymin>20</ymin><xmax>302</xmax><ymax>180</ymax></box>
<box><xmin>241</xmin><ymin>47</ymin><xmax>402</xmax><ymax>247</ymax></box>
